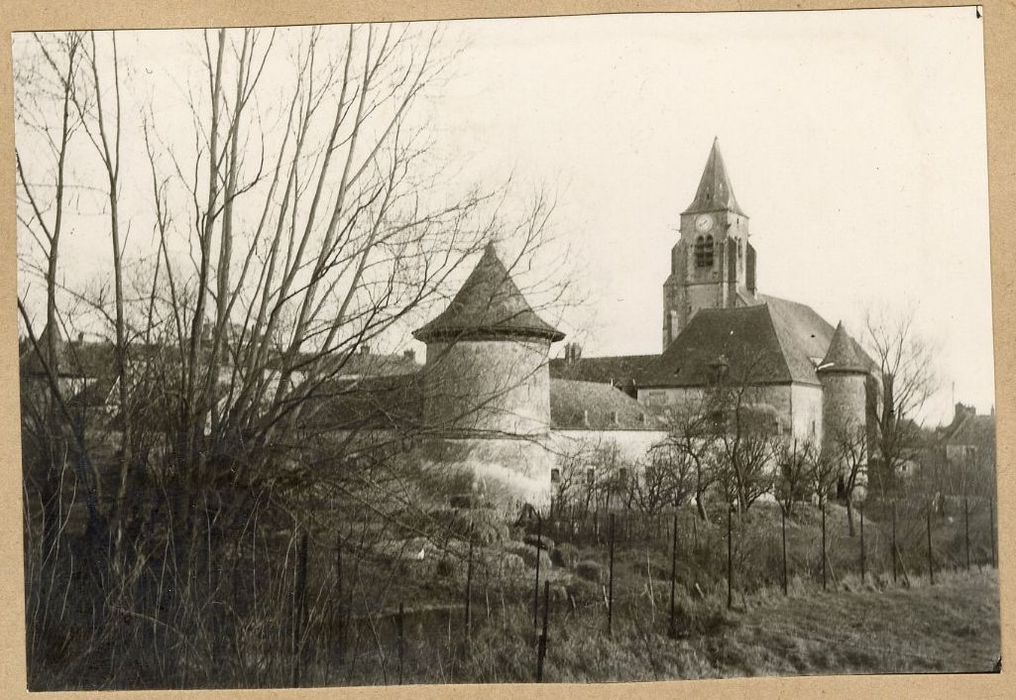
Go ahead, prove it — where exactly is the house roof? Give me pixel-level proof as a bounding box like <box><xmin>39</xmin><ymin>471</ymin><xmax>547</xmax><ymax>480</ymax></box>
<box><xmin>548</xmin><ymin>353</ymin><xmax>659</xmax><ymax>394</ymax></box>
<box><xmin>682</xmin><ymin>138</ymin><xmax>746</xmax><ymax>216</ymax></box>
<box><xmin>549</xmin><ymin>378</ymin><xmax>661</xmax><ymax>430</ymax></box>
<box><xmin>413</xmin><ymin>242</ymin><xmax>565</xmax><ymax>343</ymax></box>
<box><xmin>307</xmin><ymin>373</ymin><xmax>424</xmax><ymax>432</ymax></box>
<box><xmin>943</xmin><ymin>412</ymin><xmax>995</xmax><ymax>448</ymax></box>
<box><xmin>641</xmin><ymin>296</ymin><xmax>876</xmax><ymax>388</ymax></box>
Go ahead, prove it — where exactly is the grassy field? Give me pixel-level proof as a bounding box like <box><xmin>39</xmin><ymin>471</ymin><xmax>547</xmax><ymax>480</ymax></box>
<box><xmin>314</xmin><ymin>500</ymin><xmax>1000</xmax><ymax>686</ymax></box>
<box><xmin>681</xmin><ymin>570</ymin><xmax>1000</xmax><ymax>678</ymax></box>
<box><xmin>340</xmin><ymin>569</ymin><xmax>1000</xmax><ymax>685</ymax></box>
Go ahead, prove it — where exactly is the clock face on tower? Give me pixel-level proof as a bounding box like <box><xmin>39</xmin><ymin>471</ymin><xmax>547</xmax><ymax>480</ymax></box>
<box><xmin>694</xmin><ymin>214</ymin><xmax>714</xmax><ymax>233</ymax></box>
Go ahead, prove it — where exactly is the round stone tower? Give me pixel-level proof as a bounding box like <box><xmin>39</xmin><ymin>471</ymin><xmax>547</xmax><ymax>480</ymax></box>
<box><xmin>817</xmin><ymin>322</ymin><xmax>869</xmax><ymax>494</ymax></box>
<box><xmin>413</xmin><ymin>242</ymin><xmax>564</xmax><ymax>506</ymax></box>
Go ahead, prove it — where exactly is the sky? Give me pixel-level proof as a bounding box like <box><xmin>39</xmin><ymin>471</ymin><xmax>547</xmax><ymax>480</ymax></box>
<box><xmin>426</xmin><ymin>7</ymin><xmax>992</xmax><ymax>425</ymax></box>
<box><xmin>14</xmin><ymin>7</ymin><xmax>992</xmax><ymax>426</ymax></box>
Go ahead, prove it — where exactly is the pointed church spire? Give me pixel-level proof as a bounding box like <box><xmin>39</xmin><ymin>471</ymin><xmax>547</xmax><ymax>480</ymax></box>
<box><xmin>817</xmin><ymin>321</ymin><xmax>867</xmax><ymax>374</ymax></box>
<box><xmin>683</xmin><ymin>137</ymin><xmax>745</xmax><ymax>216</ymax></box>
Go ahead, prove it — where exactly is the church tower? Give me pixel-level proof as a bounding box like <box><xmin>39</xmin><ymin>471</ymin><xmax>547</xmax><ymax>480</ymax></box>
<box><xmin>662</xmin><ymin>138</ymin><xmax>757</xmax><ymax>350</ymax></box>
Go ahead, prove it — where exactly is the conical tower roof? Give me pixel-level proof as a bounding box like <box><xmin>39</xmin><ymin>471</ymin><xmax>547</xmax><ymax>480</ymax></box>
<box><xmin>682</xmin><ymin>137</ymin><xmax>745</xmax><ymax>216</ymax></box>
<box><xmin>413</xmin><ymin>242</ymin><xmax>565</xmax><ymax>343</ymax></box>
<box><xmin>817</xmin><ymin>322</ymin><xmax>867</xmax><ymax>374</ymax></box>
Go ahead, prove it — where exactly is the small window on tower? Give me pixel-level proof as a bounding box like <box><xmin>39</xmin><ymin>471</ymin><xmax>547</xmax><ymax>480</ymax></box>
<box><xmin>550</xmin><ymin>468</ymin><xmax>561</xmax><ymax>484</ymax></box>
<box><xmin>694</xmin><ymin>235</ymin><xmax>714</xmax><ymax>268</ymax></box>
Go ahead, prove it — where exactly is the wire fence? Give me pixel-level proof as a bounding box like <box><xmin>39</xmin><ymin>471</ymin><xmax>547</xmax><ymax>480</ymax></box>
<box><xmin>271</xmin><ymin>494</ymin><xmax>997</xmax><ymax>686</ymax></box>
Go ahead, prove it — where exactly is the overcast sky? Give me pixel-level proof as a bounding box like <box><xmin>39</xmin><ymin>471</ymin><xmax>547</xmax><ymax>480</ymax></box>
<box><xmin>429</xmin><ymin>7</ymin><xmax>992</xmax><ymax>425</ymax></box>
<box><xmin>16</xmin><ymin>7</ymin><xmax>992</xmax><ymax>425</ymax></box>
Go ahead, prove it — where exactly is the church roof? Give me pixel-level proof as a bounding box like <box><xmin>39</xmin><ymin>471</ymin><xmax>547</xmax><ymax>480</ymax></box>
<box><xmin>682</xmin><ymin>138</ymin><xmax>745</xmax><ymax>216</ymax></box>
<box><xmin>643</xmin><ymin>304</ymin><xmax>793</xmax><ymax>387</ymax></box>
<box><xmin>817</xmin><ymin>321</ymin><xmax>867</xmax><ymax>374</ymax></box>
<box><xmin>642</xmin><ymin>296</ymin><xmax>875</xmax><ymax>388</ymax></box>
<box><xmin>413</xmin><ymin>242</ymin><xmax>565</xmax><ymax>343</ymax></box>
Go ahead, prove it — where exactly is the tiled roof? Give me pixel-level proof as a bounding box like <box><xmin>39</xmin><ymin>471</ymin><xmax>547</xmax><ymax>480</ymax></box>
<box><xmin>413</xmin><ymin>242</ymin><xmax>565</xmax><ymax>343</ymax></box>
<box><xmin>550</xmin><ymin>378</ymin><xmax>661</xmax><ymax>430</ymax></box>
<box><xmin>643</xmin><ymin>304</ymin><xmax>792</xmax><ymax>387</ymax></box>
<box><xmin>682</xmin><ymin>138</ymin><xmax>745</xmax><ymax>216</ymax></box>
<box><xmin>548</xmin><ymin>353</ymin><xmax>659</xmax><ymax>396</ymax></box>
<box><xmin>642</xmin><ymin>296</ymin><xmax>877</xmax><ymax>388</ymax></box>
<box><xmin>307</xmin><ymin>373</ymin><xmax>424</xmax><ymax>431</ymax></box>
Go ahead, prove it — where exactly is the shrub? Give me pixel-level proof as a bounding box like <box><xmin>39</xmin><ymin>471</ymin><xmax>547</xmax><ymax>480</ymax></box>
<box><xmin>575</xmin><ymin>559</ymin><xmax>606</xmax><ymax>583</ymax></box>
<box><xmin>551</xmin><ymin>542</ymin><xmax>578</xmax><ymax>568</ymax></box>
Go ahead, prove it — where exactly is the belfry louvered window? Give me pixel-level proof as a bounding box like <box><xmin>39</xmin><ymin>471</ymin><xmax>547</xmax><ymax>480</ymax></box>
<box><xmin>694</xmin><ymin>235</ymin><xmax>714</xmax><ymax>268</ymax></box>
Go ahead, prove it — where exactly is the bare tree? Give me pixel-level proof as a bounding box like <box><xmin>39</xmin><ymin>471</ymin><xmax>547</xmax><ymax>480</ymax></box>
<box><xmin>833</xmin><ymin>424</ymin><xmax>868</xmax><ymax>535</ymax></box>
<box><xmin>657</xmin><ymin>397</ymin><xmax>719</xmax><ymax>521</ymax></box>
<box><xmin>15</xmin><ymin>25</ymin><xmax>571</xmax><ymax>689</ymax></box>
<box><xmin>864</xmin><ymin>304</ymin><xmax>939</xmax><ymax>497</ymax></box>
<box><xmin>773</xmin><ymin>438</ymin><xmax>816</xmax><ymax>519</ymax></box>
<box><xmin>708</xmin><ymin>353</ymin><xmax>784</xmax><ymax>513</ymax></box>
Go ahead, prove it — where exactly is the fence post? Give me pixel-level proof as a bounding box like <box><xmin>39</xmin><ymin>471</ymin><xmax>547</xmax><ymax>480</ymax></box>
<box><xmin>726</xmin><ymin>505</ymin><xmax>733</xmax><ymax>609</ymax></box>
<box><xmin>335</xmin><ymin>531</ymin><xmax>344</xmax><ymax>662</ymax></box>
<box><xmin>926</xmin><ymin>506</ymin><xmax>934</xmax><ymax>585</ymax></box>
<box><xmin>821</xmin><ymin>499</ymin><xmax>827</xmax><ymax>591</ymax></box>
<box><xmin>891</xmin><ymin>500</ymin><xmax>898</xmax><ymax>585</ymax></box>
<box><xmin>608</xmin><ymin>513</ymin><xmax>615</xmax><ymax>637</ymax></box>
<box><xmin>397</xmin><ymin>601</ymin><xmax>405</xmax><ymax>685</ymax></box>
<box><xmin>466</xmin><ymin>529</ymin><xmax>474</xmax><ymax>640</ymax></box>
<box><xmin>536</xmin><ymin>580</ymin><xmax>551</xmax><ymax>682</ymax></box>
<box><xmin>990</xmin><ymin>496</ymin><xmax>997</xmax><ymax>569</ymax></box>
<box><xmin>860</xmin><ymin>505</ymin><xmax>865</xmax><ymax>583</ymax></box>
<box><xmin>964</xmin><ymin>496</ymin><xmax>971</xmax><ymax>571</ymax></box>
<box><xmin>781</xmin><ymin>507</ymin><xmax>788</xmax><ymax>596</ymax></box>
<box><xmin>533</xmin><ymin>514</ymin><xmax>542</xmax><ymax>629</ymax></box>
<box><xmin>291</xmin><ymin>529</ymin><xmax>309</xmax><ymax>688</ymax></box>
<box><xmin>668</xmin><ymin>512</ymin><xmax>678</xmax><ymax>637</ymax></box>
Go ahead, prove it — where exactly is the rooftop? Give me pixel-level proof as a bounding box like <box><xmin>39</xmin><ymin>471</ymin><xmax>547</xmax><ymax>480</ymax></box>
<box><xmin>413</xmin><ymin>242</ymin><xmax>565</xmax><ymax>343</ymax></box>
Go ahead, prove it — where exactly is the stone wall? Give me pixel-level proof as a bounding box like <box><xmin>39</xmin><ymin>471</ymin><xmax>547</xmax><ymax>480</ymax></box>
<box><xmin>422</xmin><ymin>338</ymin><xmax>551</xmax><ymax>438</ymax></box>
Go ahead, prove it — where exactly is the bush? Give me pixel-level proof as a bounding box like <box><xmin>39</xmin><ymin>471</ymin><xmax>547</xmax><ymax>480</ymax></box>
<box><xmin>551</xmin><ymin>542</ymin><xmax>578</xmax><ymax>568</ymax></box>
<box><xmin>575</xmin><ymin>559</ymin><xmax>606</xmax><ymax>583</ymax></box>
<box><xmin>523</xmin><ymin>532</ymin><xmax>554</xmax><ymax>551</ymax></box>
<box><xmin>505</xmin><ymin>540</ymin><xmax>553</xmax><ymax>570</ymax></box>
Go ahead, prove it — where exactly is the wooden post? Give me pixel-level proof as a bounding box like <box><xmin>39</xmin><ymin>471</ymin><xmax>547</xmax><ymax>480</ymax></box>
<box><xmin>465</xmin><ymin>531</ymin><xmax>474</xmax><ymax>639</ymax></box>
<box><xmin>990</xmin><ymin>497</ymin><xmax>997</xmax><ymax>568</ymax></box>
<box><xmin>726</xmin><ymin>506</ymin><xmax>733</xmax><ymax>609</ymax></box>
<box><xmin>608</xmin><ymin>513</ymin><xmax>616</xmax><ymax>636</ymax></box>
<box><xmin>926</xmin><ymin>506</ymin><xmax>934</xmax><ymax>585</ymax></box>
<box><xmin>781</xmin><ymin>507</ymin><xmax>788</xmax><ymax>596</ymax></box>
<box><xmin>821</xmin><ymin>499</ymin><xmax>827</xmax><ymax>591</ymax></box>
<box><xmin>964</xmin><ymin>496</ymin><xmax>971</xmax><ymax>571</ymax></box>
<box><xmin>668</xmin><ymin>512</ymin><xmax>678</xmax><ymax>637</ymax></box>
<box><xmin>891</xmin><ymin>500</ymin><xmax>898</xmax><ymax>585</ymax></box>
<box><xmin>397</xmin><ymin>601</ymin><xmax>405</xmax><ymax>685</ymax></box>
<box><xmin>533</xmin><ymin>515</ymin><xmax>542</xmax><ymax>629</ymax></box>
<box><xmin>335</xmin><ymin>532</ymin><xmax>344</xmax><ymax>662</ymax></box>
<box><xmin>291</xmin><ymin>530</ymin><xmax>309</xmax><ymax>688</ymax></box>
<box><xmin>860</xmin><ymin>505</ymin><xmax>866</xmax><ymax>583</ymax></box>
<box><xmin>536</xmin><ymin>580</ymin><xmax>550</xmax><ymax>682</ymax></box>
